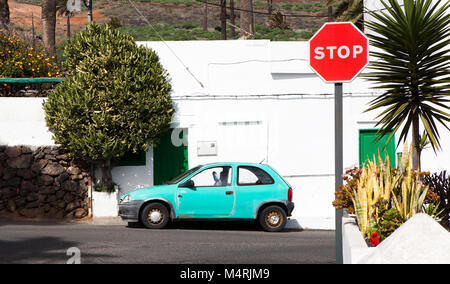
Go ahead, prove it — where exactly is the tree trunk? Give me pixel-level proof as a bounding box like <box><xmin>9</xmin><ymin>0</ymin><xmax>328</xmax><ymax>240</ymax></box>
<box><xmin>98</xmin><ymin>158</ymin><xmax>114</xmax><ymax>191</ymax></box>
<box><xmin>220</xmin><ymin>0</ymin><xmax>227</xmax><ymax>40</ymax></box>
<box><xmin>42</xmin><ymin>0</ymin><xmax>57</xmax><ymax>57</ymax></box>
<box><xmin>230</xmin><ymin>0</ymin><xmax>235</xmax><ymax>38</ymax></box>
<box><xmin>67</xmin><ymin>14</ymin><xmax>71</xmax><ymax>38</ymax></box>
<box><xmin>267</xmin><ymin>0</ymin><xmax>272</xmax><ymax>16</ymax></box>
<box><xmin>0</xmin><ymin>0</ymin><xmax>9</xmax><ymax>31</ymax></box>
<box><xmin>411</xmin><ymin>112</ymin><xmax>421</xmax><ymax>171</ymax></box>
<box><xmin>240</xmin><ymin>0</ymin><xmax>254</xmax><ymax>38</ymax></box>
<box><xmin>202</xmin><ymin>0</ymin><xmax>208</xmax><ymax>31</ymax></box>
<box><xmin>87</xmin><ymin>0</ymin><xmax>93</xmax><ymax>23</ymax></box>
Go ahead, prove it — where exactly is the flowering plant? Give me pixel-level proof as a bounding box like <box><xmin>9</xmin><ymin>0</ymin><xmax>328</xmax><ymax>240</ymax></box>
<box><xmin>369</xmin><ymin>232</ymin><xmax>380</xmax><ymax>247</ymax></box>
<box><xmin>333</xmin><ymin>143</ymin><xmax>442</xmax><ymax>246</ymax></box>
<box><xmin>0</xmin><ymin>30</ymin><xmax>62</xmax><ymax>96</ymax></box>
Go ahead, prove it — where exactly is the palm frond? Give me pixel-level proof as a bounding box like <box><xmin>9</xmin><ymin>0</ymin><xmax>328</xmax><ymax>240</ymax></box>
<box><xmin>364</xmin><ymin>0</ymin><xmax>450</xmax><ymax>153</ymax></box>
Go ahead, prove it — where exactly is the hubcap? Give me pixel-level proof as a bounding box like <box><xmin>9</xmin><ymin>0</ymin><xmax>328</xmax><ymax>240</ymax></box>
<box><xmin>148</xmin><ymin>209</ymin><xmax>163</xmax><ymax>224</ymax></box>
<box><xmin>266</xmin><ymin>211</ymin><xmax>282</xmax><ymax>228</ymax></box>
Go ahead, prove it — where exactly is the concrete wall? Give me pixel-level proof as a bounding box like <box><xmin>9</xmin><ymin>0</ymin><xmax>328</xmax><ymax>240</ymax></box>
<box><xmin>344</xmin><ymin>213</ymin><xmax>450</xmax><ymax>264</ymax></box>
<box><xmin>342</xmin><ymin>215</ymin><xmax>374</xmax><ymax>263</ymax></box>
<box><xmin>0</xmin><ymin>98</ymin><xmax>54</xmax><ymax>146</ymax></box>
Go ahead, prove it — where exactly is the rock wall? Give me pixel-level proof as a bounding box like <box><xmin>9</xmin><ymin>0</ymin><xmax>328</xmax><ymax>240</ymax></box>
<box><xmin>0</xmin><ymin>145</ymin><xmax>90</xmax><ymax>220</ymax></box>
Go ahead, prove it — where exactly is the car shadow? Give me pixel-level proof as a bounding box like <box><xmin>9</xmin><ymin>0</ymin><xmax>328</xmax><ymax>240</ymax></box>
<box><xmin>128</xmin><ymin>219</ymin><xmax>303</xmax><ymax>232</ymax></box>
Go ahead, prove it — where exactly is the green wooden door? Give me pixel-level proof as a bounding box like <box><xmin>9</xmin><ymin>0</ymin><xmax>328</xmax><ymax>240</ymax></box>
<box><xmin>153</xmin><ymin>128</ymin><xmax>189</xmax><ymax>185</ymax></box>
<box><xmin>359</xmin><ymin>129</ymin><xmax>396</xmax><ymax>167</ymax></box>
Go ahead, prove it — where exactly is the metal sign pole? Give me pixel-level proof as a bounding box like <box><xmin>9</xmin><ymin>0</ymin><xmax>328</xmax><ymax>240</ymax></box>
<box><xmin>335</xmin><ymin>82</ymin><xmax>343</xmax><ymax>264</ymax></box>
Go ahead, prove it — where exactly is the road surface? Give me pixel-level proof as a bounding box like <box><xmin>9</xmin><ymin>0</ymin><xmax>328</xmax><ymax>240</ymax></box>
<box><xmin>0</xmin><ymin>219</ymin><xmax>335</xmax><ymax>264</ymax></box>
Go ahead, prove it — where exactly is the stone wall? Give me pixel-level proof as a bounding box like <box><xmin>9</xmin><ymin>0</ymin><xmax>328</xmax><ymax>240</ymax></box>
<box><xmin>0</xmin><ymin>145</ymin><xmax>90</xmax><ymax>220</ymax></box>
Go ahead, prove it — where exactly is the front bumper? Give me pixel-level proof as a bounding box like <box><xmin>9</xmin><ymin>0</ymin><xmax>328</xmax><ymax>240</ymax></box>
<box><xmin>118</xmin><ymin>201</ymin><xmax>142</xmax><ymax>222</ymax></box>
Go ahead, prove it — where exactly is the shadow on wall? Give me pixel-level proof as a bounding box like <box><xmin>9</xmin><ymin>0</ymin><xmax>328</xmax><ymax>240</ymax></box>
<box><xmin>110</xmin><ymin>147</ymin><xmax>155</xmax><ymax>196</ymax></box>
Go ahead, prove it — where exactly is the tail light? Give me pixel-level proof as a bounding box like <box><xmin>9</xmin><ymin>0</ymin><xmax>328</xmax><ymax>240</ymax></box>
<box><xmin>288</xmin><ymin>187</ymin><xmax>293</xmax><ymax>202</ymax></box>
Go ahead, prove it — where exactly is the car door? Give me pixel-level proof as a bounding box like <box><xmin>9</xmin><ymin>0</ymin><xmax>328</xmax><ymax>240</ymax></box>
<box><xmin>233</xmin><ymin>165</ymin><xmax>278</xmax><ymax>218</ymax></box>
<box><xmin>177</xmin><ymin>166</ymin><xmax>235</xmax><ymax>218</ymax></box>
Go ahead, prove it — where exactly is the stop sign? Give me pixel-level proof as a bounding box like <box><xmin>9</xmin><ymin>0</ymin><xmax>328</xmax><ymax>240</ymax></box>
<box><xmin>309</xmin><ymin>22</ymin><xmax>368</xmax><ymax>83</ymax></box>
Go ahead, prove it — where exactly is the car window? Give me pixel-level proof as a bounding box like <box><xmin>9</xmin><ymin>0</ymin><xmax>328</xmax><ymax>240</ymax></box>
<box><xmin>238</xmin><ymin>166</ymin><xmax>274</xmax><ymax>186</ymax></box>
<box><xmin>190</xmin><ymin>166</ymin><xmax>232</xmax><ymax>187</ymax></box>
<box><xmin>165</xmin><ymin>165</ymin><xmax>203</xmax><ymax>185</ymax></box>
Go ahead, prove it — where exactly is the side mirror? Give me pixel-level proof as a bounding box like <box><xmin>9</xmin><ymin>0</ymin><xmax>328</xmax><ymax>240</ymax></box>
<box><xmin>179</xmin><ymin>179</ymin><xmax>194</xmax><ymax>188</ymax></box>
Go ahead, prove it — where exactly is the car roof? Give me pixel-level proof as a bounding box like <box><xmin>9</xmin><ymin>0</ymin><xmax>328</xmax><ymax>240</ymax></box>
<box><xmin>200</xmin><ymin>162</ymin><xmax>271</xmax><ymax>168</ymax></box>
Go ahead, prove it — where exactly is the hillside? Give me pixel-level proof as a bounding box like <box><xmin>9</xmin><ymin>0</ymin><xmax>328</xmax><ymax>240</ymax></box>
<box><xmin>10</xmin><ymin>0</ymin><xmax>337</xmax><ymax>43</ymax></box>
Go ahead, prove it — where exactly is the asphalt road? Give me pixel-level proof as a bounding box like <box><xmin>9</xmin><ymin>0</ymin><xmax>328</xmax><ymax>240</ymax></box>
<box><xmin>0</xmin><ymin>220</ymin><xmax>335</xmax><ymax>264</ymax></box>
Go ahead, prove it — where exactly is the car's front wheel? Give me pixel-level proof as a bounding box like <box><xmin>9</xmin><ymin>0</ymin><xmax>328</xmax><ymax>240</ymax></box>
<box><xmin>140</xmin><ymin>202</ymin><xmax>170</xmax><ymax>229</ymax></box>
<box><xmin>259</xmin><ymin>205</ymin><xmax>287</xmax><ymax>232</ymax></box>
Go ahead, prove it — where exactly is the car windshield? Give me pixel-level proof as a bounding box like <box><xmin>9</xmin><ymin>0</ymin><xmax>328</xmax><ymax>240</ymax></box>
<box><xmin>165</xmin><ymin>165</ymin><xmax>203</xmax><ymax>185</ymax></box>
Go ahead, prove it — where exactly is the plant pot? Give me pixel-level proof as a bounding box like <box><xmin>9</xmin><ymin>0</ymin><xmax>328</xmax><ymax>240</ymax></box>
<box><xmin>342</xmin><ymin>214</ymin><xmax>375</xmax><ymax>264</ymax></box>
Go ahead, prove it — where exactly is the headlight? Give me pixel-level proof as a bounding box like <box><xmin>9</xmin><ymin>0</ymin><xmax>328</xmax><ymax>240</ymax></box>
<box><xmin>120</xmin><ymin>195</ymin><xmax>131</xmax><ymax>204</ymax></box>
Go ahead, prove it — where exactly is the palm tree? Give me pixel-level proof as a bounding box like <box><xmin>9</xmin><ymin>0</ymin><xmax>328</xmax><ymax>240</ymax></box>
<box><xmin>42</xmin><ymin>0</ymin><xmax>57</xmax><ymax>56</ymax></box>
<box><xmin>0</xmin><ymin>0</ymin><xmax>9</xmax><ymax>31</ymax></box>
<box><xmin>364</xmin><ymin>0</ymin><xmax>450</xmax><ymax>170</ymax></box>
<box><xmin>220</xmin><ymin>0</ymin><xmax>226</xmax><ymax>39</ymax></box>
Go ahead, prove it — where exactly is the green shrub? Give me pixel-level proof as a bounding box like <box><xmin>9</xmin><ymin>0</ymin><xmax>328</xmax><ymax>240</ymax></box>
<box><xmin>282</xmin><ymin>3</ymin><xmax>293</xmax><ymax>10</ymax></box>
<box><xmin>44</xmin><ymin>23</ymin><xmax>174</xmax><ymax>190</ymax></box>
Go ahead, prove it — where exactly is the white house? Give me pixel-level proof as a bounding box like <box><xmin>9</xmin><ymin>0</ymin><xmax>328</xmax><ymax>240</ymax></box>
<box><xmin>0</xmin><ymin>1</ymin><xmax>448</xmax><ymax>229</ymax></box>
<box><xmin>110</xmin><ymin>39</ymin><xmax>449</xmax><ymax>230</ymax></box>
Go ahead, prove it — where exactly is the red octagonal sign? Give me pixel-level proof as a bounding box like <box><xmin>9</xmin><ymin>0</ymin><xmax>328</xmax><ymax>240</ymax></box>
<box><xmin>309</xmin><ymin>22</ymin><xmax>368</xmax><ymax>83</ymax></box>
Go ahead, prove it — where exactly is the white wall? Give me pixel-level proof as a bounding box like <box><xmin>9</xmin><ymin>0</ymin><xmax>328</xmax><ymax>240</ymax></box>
<box><xmin>138</xmin><ymin>40</ymin><xmax>449</xmax><ymax>229</ymax></box>
<box><xmin>0</xmin><ymin>97</ymin><xmax>54</xmax><ymax>146</ymax></box>
<box><xmin>1</xmin><ymin>39</ymin><xmax>448</xmax><ymax>229</ymax></box>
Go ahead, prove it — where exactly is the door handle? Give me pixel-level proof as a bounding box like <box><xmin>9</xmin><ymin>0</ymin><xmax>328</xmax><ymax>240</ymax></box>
<box><xmin>225</xmin><ymin>191</ymin><xmax>234</xmax><ymax>195</ymax></box>
<box><xmin>178</xmin><ymin>195</ymin><xmax>183</xmax><ymax>198</ymax></box>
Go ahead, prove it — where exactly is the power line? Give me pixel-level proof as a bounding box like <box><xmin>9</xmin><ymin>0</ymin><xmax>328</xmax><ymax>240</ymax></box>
<box><xmin>171</xmin><ymin>92</ymin><xmax>383</xmax><ymax>100</ymax></box>
<box><xmin>209</xmin><ymin>58</ymin><xmax>308</xmax><ymax>65</ymax></box>
<box><xmin>193</xmin><ymin>0</ymin><xmax>402</xmax><ymax>19</ymax></box>
<box><xmin>127</xmin><ymin>0</ymin><xmax>205</xmax><ymax>88</ymax></box>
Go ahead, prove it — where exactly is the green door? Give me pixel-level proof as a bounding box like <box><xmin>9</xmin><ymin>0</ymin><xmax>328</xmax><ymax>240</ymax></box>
<box><xmin>153</xmin><ymin>128</ymin><xmax>189</xmax><ymax>185</ymax></box>
<box><xmin>359</xmin><ymin>129</ymin><xmax>396</xmax><ymax>167</ymax></box>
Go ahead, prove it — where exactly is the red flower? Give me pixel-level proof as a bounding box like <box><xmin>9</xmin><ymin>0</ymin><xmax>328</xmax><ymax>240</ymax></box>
<box><xmin>369</xmin><ymin>232</ymin><xmax>380</xmax><ymax>247</ymax></box>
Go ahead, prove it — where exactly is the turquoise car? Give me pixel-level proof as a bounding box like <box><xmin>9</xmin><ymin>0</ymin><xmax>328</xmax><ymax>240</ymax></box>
<box><xmin>118</xmin><ymin>163</ymin><xmax>294</xmax><ymax>232</ymax></box>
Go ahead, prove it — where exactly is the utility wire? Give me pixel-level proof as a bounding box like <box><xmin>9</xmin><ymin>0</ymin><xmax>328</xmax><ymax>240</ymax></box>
<box><xmin>193</xmin><ymin>0</ymin><xmax>402</xmax><ymax>19</ymax></box>
<box><xmin>170</xmin><ymin>91</ymin><xmax>383</xmax><ymax>100</ymax></box>
<box><xmin>127</xmin><ymin>0</ymin><xmax>205</xmax><ymax>88</ymax></box>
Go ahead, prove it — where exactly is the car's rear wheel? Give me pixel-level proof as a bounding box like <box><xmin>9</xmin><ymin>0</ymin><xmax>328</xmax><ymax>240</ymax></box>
<box><xmin>259</xmin><ymin>205</ymin><xmax>287</xmax><ymax>232</ymax></box>
<box><xmin>140</xmin><ymin>202</ymin><xmax>170</xmax><ymax>229</ymax></box>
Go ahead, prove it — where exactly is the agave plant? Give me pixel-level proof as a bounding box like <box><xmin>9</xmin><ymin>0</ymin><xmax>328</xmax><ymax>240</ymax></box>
<box><xmin>351</xmin><ymin>143</ymin><xmax>429</xmax><ymax>238</ymax></box>
<box><xmin>389</xmin><ymin>144</ymin><xmax>429</xmax><ymax>220</ymax></box>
